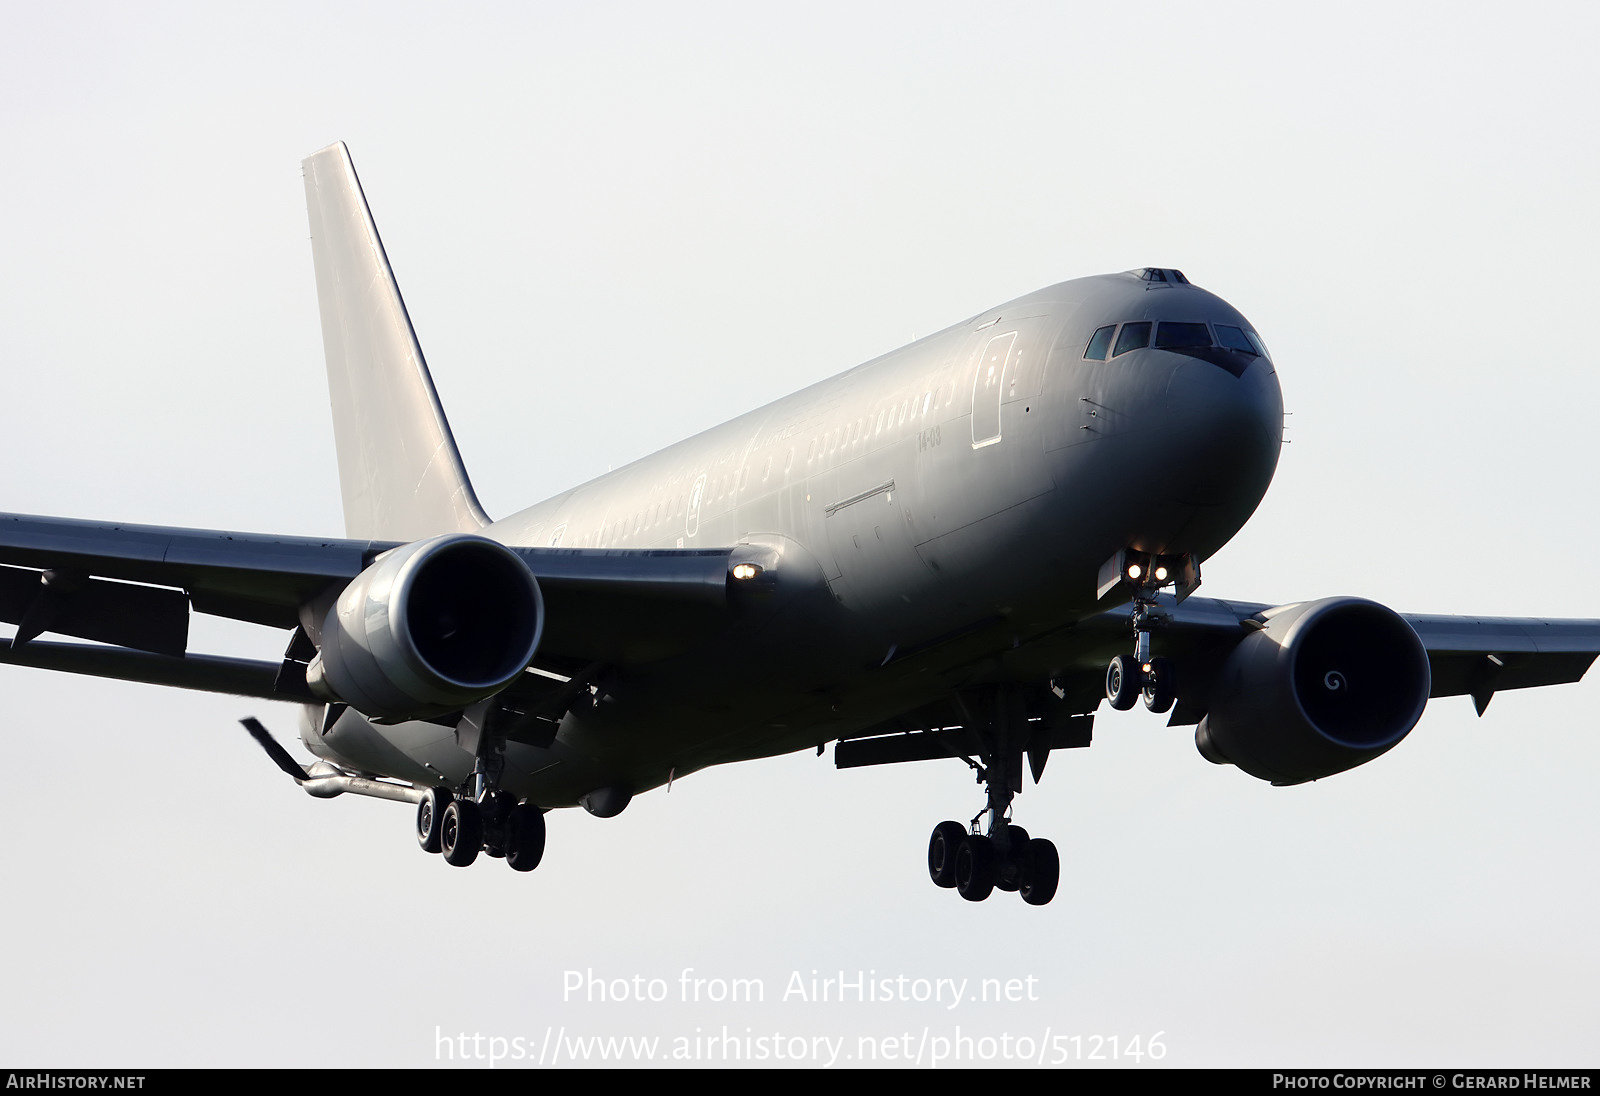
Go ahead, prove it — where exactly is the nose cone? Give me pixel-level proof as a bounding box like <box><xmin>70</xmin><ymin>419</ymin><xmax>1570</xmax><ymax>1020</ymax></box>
<box><xmin>1164</xmin><ymin>356</ymin><xmax>1282</xmax><ymax>499</ymax></box>
<box><xmin>1152</xmin><ymin>354</ymin><xmax>1283</xmax><ymax>551</ymax></box>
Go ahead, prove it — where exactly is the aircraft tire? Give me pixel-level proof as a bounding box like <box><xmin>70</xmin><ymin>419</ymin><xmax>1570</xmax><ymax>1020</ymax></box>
<box><xmin>1020</xmin><ymin>838</ymin><xmax>1060</xmax><ymax>906</ymax></box>
<box><xmin>1142</xmin><ymin>657</ymin><xmax>1176</xmax><ymax>714</ymax></box>
<box><xmin>505</xmin><ymin>804</ymin><xmax>547</xmax><ymax>873</ymax></box>
<box><xmin>1106</xmin><ymin>655</ymin><xmax>1142</xmax><ymax>711</ymax></box>
<box><xmin>416</xmin><ymin>786</ymin><xmax>452</xmax><ymax>854</ymax></box>
<box><xmin>928</xmin><ymin>821</ymin><xmax>966</xmax><ymax>888</ymax></box>
<box><xmin>994</xmin><ymin>825</ymin><xmax>1029</xmax><ymax>892</ymax></box>
<box><xmin>441</xmin><ymin>799</ymin><xmax>482</xmax><ymax>868</ymax></box>
<box><xmin>955</xmin><ymin>835</ymin><xmax>995</xmax><ymax>902</ymax></box>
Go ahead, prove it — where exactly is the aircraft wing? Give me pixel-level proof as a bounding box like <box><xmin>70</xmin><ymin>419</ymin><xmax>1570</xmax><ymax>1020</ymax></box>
<box><xmin>0</xmin><ymin>512</ymin><xmax>740</xmax><ymax>700</ymax></box>
<box><xmin>4</xmin><ymin>507</ymin><xmax>1595</xmax><ymax>727</ymax></box>
<box><xmin>1016</xmin><ymin>594</ymin><xmax>1600</xmax><ymax>722</ymax></box>
<box><xmin>1402</xmin><ymin>611</ymin><xmax>1600</xmax><ymax>711</ymax></box>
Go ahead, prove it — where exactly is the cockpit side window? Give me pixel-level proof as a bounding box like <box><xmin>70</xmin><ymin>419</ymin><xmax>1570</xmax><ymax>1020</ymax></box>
<box><xmin>1214</xmin><ymin>324</ymin><xmax>1257</xmax><ymax>354</ymax></box>
<box><xmin>1244</xmin><ymin>329</ymin><xmax>1271</xmax><ymax>360</ymax></box>
<box><xmin>1154</xmin><ymin>322</ymin><xmax>1213</xmax><ymax>349</ymax></box>
<box><xmin>1083</xmin><ymin>325</ymin><xmax>1116</xmax><ymax>360</ymax></box>
<box><xmin>1111</xmin><ymin>322</ymin><xmax>1151</xmax><ymax>357</ymax></box>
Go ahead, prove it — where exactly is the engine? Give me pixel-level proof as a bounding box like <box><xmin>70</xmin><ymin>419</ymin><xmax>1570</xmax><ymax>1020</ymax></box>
<box><xmin>304</xmin><ymin>534</ymin><xmax>544</xmax><ymax>722</ymax></box>
<box><xmin>1195</xmin><ymin>597</ymin><xmax>1431</xmax><ymax>785</ymax></box>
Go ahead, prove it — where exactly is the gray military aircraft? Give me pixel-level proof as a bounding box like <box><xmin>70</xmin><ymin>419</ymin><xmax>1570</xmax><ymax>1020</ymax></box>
<box><xmin>2</xmin><ymin>143</ymin><xmax>1595</xmax><ymax>905</ymax></box>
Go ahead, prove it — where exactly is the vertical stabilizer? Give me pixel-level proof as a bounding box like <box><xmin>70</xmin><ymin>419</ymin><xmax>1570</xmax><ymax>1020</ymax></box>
<box><xmin>302</xmin><ymin>142</ymin><xmax>491</xmax><ymax>541</ymax></box>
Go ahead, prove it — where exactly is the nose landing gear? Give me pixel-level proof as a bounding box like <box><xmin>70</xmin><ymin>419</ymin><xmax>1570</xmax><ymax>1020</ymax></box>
<box><xmin>1101</xmin><ymin>550</ymin><xmax>1197</xmax><ymax>715</ymax></box>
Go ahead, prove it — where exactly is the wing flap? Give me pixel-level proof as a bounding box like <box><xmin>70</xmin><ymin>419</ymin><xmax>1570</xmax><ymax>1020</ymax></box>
<box><xmin>0</xmin><ymin>564</ymin><xmax>189</xmax><ymax>655</ymax></box>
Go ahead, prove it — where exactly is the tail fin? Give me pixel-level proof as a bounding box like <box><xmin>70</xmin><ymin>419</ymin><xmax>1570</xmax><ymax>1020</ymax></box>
<box><xmin>301</xmin><ymin>142</ymin><xmax>490</xmax><ymax>541</ymax></box>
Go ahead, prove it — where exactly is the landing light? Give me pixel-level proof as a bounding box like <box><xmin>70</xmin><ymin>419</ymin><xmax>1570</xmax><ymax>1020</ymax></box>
<box><xmin>732</xmin><ymin>563</ymin><xmax>762</xmax><ymax>581</ymax></box>
<box><xmin>1126</xmin><ymin>564</ymin><xmax>1142</xmax><ymax>580</ymax></box>
<box><xmin>1154</xmin><ymin>566</ymin><xmax>1169</xmax><ymax>582</ymax></box>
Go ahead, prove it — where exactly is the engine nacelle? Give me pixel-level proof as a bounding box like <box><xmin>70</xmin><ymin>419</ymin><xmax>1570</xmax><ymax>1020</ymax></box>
<box><xmin>306</xmin><ymin>534</ymin><xmax>544</xmax><ymax>722</ymax></box>
<box><xmin>1195</xmin><ymin>597</ymin><xmax>1430</xmax><ymax>785</ymax></box>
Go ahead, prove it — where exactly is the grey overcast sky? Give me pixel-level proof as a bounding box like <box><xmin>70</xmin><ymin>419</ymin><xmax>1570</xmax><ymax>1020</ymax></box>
<box><xmin>1</xmin><ymin>0</ymin><xmax>1597</xmax><ymax>1069</ymax></box>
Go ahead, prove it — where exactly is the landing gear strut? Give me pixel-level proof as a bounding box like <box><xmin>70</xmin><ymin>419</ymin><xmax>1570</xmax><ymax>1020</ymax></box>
<box><xmin>924</xmin><ymin>686</ymin><xmax>1062</xmax><ymax>906</ymax></box>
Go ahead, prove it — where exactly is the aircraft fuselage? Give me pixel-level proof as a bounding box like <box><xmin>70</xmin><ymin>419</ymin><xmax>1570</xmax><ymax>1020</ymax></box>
<box><xmin>302</xmin><ymin>269</ymin><xmax>1284</xmax><ymax>808</ymax></box>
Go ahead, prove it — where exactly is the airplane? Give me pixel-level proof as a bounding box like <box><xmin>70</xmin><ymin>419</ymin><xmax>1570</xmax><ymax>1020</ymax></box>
<box><xmin>1</xmin><ymin>141</ymin><xmax>1595</xmax><ymax>906</ymax></box>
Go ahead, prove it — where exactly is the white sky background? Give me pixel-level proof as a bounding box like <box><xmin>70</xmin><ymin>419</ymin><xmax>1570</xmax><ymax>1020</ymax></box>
<box><xmin>0</xmin><ymin>0</ymin><xmax>1596</xmax><ymax>1069</ymax></box>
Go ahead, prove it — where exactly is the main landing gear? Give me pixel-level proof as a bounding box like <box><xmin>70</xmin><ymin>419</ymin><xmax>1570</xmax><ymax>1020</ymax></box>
<box><xmin>238</xmin><ymin>714</ymin><xmax>548</xmax><ymax>873</ymax></box>
<box><xmin>928</xmin><ymin>816</ymin><xmax>1060</xmax><ymax>906</ymax></box>
<box><xmin>416</xmin><ymin>786</ymin><xmax>547</xmax><ymax>871</ymax></box>
<box><xmin>924</xmin><ymin>687</ymin><xmax>1061</xmax><ymax>906</ymax></box>
<box><xmin>414</xmin><ymin>732</ymin><xmax>548</xmax><ymax>872</ymax></box>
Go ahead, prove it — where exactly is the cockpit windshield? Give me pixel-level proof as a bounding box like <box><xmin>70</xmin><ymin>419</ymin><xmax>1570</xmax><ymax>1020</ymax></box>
<box><xmin>1083</xmin><ymin>319</ymin><xmax>1271</xmax><ymax>363</ymax></box>
<box><xmin>1216</xmin><ymin>324</ymin><xmax>1254</xmax><ymax>350</ymax></box>
<box><xmin>1111</xmin><ymin>322</ymin><xmax>1151</xmax><ymax>357</ymax></box>
<box><xmin>1154</xmin><ymin>322</ymin><xmax>1211</xmax><ymax>349</ymax></box>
